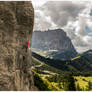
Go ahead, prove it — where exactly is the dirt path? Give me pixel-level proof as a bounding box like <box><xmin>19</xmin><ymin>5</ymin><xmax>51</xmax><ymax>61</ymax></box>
<box><xmin>32</xmin><ymin>57</ymin><xmax>56</xmax><ymax>75</ymax></box>
<box><xmin>31</xmin><ymin>57</ymin><xmax>44</xmax><ymax>69</ymax></box>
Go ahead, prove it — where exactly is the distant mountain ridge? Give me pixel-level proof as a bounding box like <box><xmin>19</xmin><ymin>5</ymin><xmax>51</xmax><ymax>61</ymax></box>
<box><xmin>32</xmin><ymin>29</ymin><xmax>77</xmax><ymax>60</ymax></box>
<box><xmin>82</xmin><ymin>50</ymin><xmax>92</xmax><ymax>62</ymax></box>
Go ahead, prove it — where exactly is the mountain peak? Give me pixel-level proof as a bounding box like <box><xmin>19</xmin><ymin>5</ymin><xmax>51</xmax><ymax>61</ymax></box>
<box><xmin>32</xmin><ymin>29</ymin><xmax>77</xmax><ymax>60</ymax></box>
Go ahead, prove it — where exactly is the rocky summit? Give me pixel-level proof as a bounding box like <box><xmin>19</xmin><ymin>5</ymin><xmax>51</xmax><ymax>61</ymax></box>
<box><xmin>32</xmin><ymin>29</ymin><xmax>77</xmax><ymax>60</ymax></box>
<box><xmin>0</xmin><ymin>1</ymin><xmax>34</xmax><ymax>91</ymax></box>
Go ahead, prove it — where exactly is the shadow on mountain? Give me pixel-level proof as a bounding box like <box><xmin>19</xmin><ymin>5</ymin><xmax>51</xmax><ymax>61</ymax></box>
<box><xmin>32</xmin><ymin>52</ymin><xmax>92</xmax><ymax>76</ymax></box>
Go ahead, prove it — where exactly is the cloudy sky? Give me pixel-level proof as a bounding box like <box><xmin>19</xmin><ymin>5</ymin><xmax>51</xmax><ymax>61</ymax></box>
<box><xmin>31</xmin><ymin>0</ymin><xmax>92</xmax><ymax>53</ymax></box>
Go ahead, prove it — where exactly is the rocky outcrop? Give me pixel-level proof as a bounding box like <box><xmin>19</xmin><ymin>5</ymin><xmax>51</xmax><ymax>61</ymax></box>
<box><xmin>32</xmin><ymin>29</ymin><xmax>77</xmax><ymax>60</ymax></box>
<box><xmin>0</xmin><ymin>1</ymin><xmax>34</xmax><ymax>90</ymax></box>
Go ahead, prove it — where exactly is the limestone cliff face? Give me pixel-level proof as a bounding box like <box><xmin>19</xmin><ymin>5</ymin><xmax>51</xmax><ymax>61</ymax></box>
<box><xmin>0</xmin><ymin>1</ymin><xmax>34</xmax><ymax>90</ymax></box>
<box><xmin>32</xmin><ymin>29</ymin><xmax>77</xmax><ymax>60</ymax></box>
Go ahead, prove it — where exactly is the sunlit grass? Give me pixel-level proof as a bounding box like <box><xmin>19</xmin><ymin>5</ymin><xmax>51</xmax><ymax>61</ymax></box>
<box><xmin>41</xmin><ymin>76</ymin><xmax>64</xmax><ymax>91</ymax></box>
<box><xmin>71</xmin><ymin>56</ymin><xmax>81</xmax><ymax>61</ymax></box>
<box><xmin>35</xmin><ymin>51</ymin><xmax>47</xmax><ymax>57</ymax></box>
<box><xmin>74</xmin><ymin>76</ymin><xmax>92</xmax><ymax>90</ymax></box>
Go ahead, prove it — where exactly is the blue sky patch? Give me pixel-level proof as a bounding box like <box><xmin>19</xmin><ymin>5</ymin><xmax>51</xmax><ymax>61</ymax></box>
<box><xmin>90</xmin><ymin>9</ymin><xmax>92</xmax><ymax>16</ymax></box>
<box><xmin>85</xmin><ymin>26</ymin><xmax>92</xmax><ymax>34</ymax></box>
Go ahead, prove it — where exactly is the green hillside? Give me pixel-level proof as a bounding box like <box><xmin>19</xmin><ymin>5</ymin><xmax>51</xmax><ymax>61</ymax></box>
<box><xmin>32</xmin><ymin>52</ymin><xmax>92</xmax><ymax>76</ymax></box>
<box><xmin>74</xmin><ymin>76</ymin><xmax>92</xmax><ymax>91</ymax></box>
<box><xmin>32</xmin><ymin>57</ymin><xmax>75</xmax><ymax>91</ymax></box>
<box><xmin>32</xmin><ymin>56</ymin><xmax>92</xmax><ymax>91</ymax></box>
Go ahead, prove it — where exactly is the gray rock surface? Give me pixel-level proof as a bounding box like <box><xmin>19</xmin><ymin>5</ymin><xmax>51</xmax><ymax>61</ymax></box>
<box><xmin>0</xmin><ymin>1</ymin><xmax>34</xmax><ymax>91</ymax></box>
<box><xmin>32</xmin><ymin>29</ymin><xmax>77</xmax><ymax>60</ymax></box>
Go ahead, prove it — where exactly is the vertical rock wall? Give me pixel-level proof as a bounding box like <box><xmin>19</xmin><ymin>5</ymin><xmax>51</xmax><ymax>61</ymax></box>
<box><xmin>0</xmin><ymin>1</ymin><xmax>34</xmax><ymax>90</ymax></box>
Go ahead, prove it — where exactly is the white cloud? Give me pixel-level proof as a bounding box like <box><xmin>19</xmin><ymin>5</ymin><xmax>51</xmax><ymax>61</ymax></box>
<box><xmin>33</xmin><ymin>1</ymin><xmax>92</xmax><ymax>53</ymax></box>
<box><xmin>63</xmin><ymin>1</ymin><xmax>92</xmax><ymax>52</ymax></box>
<box><xmin>31</xmin><ymin>0</ymin><xmax>47</xmax><ymax>8</ymax></box>
<box><xmin>75</xmin><ymin>17</ymin><xmax>87</xmax><ymax>36</ymax></box>
<box><xmin>83</xmin><ymin>36</ymin><xmax>92</xmax><ymax>45</ymax></box>
<box><xmin>87</xmin><ymin>19</ymin><xmax>92</xmax><ymax>30</ymax></box>
<box><xmin>42</xmin><ymin>1</ymin><xmax>86</xmax><ymax>28</ymax></box>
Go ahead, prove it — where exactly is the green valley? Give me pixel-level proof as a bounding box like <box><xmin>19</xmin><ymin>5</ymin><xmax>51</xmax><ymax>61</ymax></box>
<box><xmin>32</xmin><ymin>52</ymin><xmax>92</xmax><ymax>91</ymax></box>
